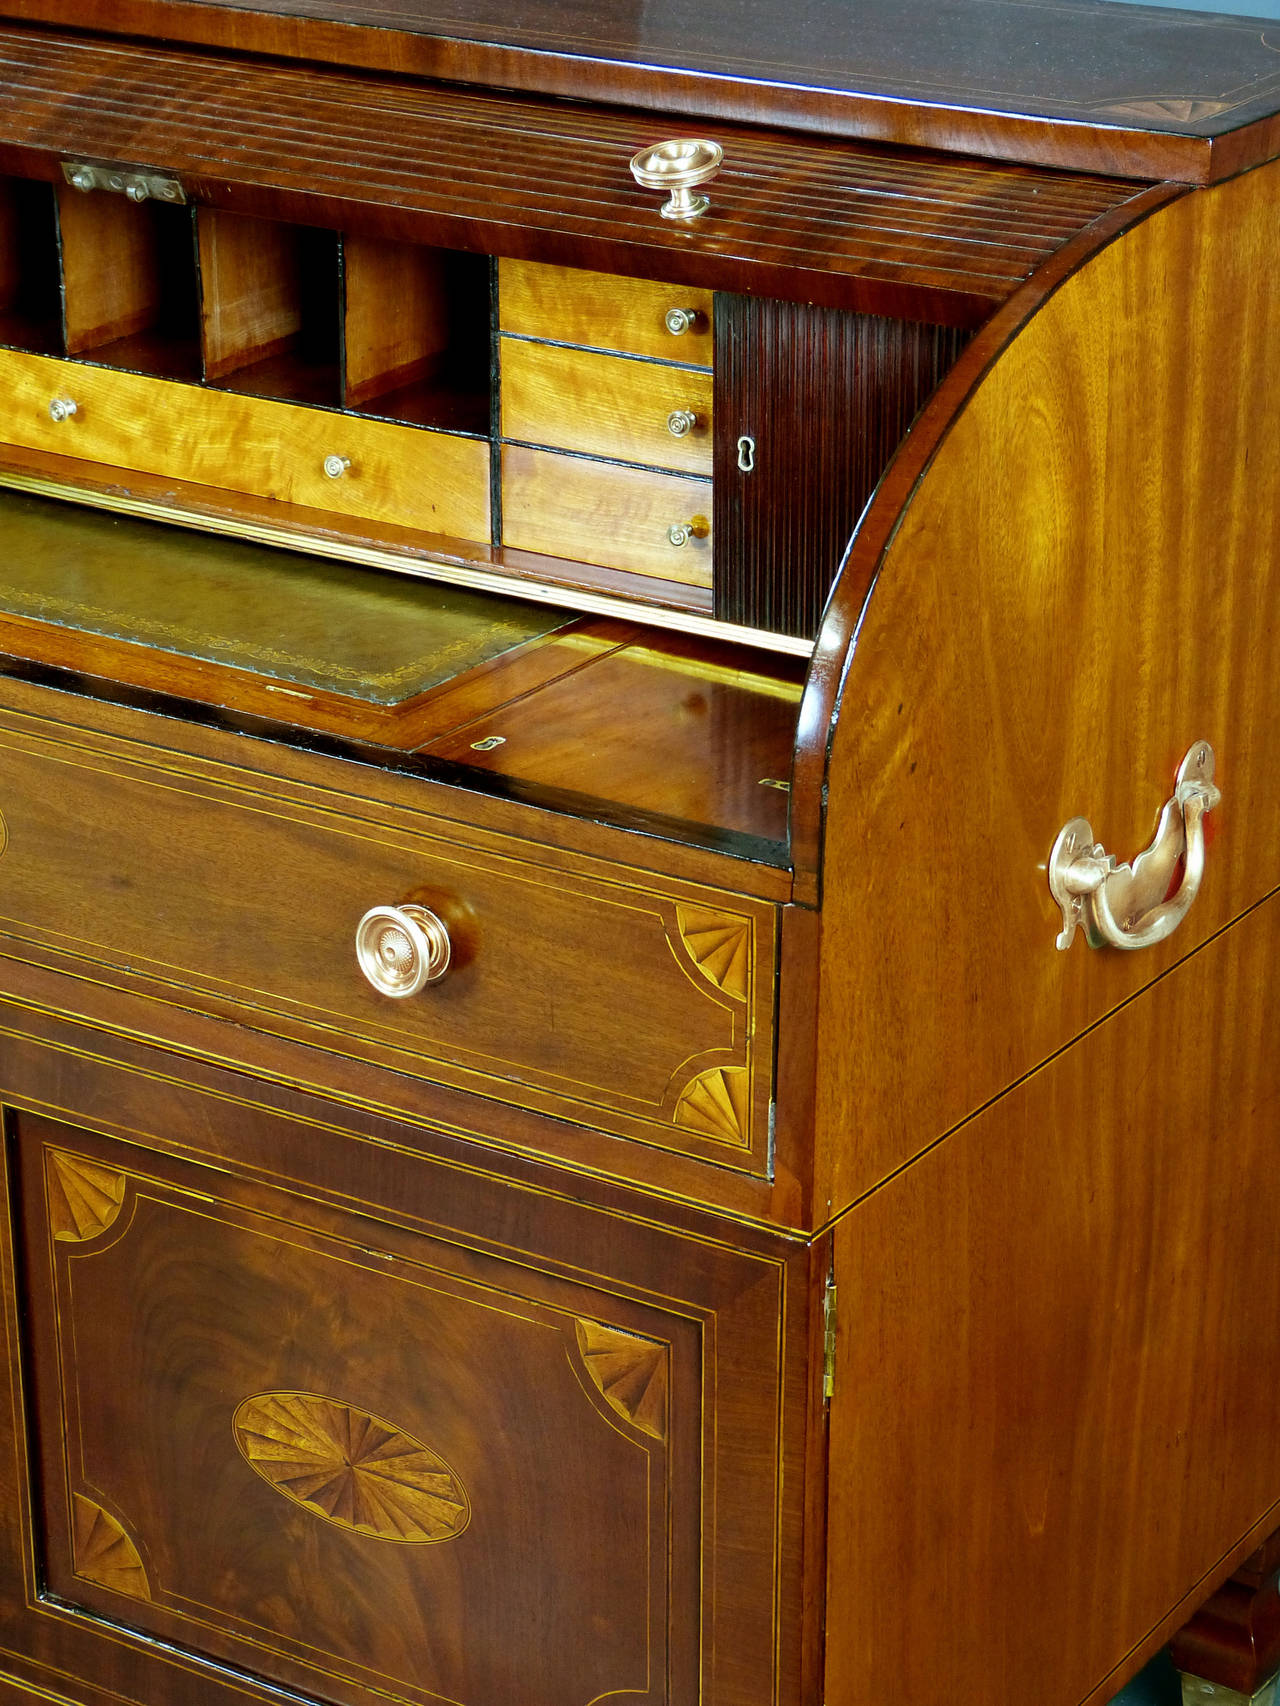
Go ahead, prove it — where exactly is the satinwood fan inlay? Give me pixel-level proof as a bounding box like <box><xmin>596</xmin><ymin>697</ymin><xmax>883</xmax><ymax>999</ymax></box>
<box><xmin>575</xmin><ymin>1320</ymin><xmax>669</xmax><ymax>1441</ymax></box>
<box><xmin>72</xmin><ymin>1495</ymin><xmax>150</xmax><ymax>1600</ymax></box>
<box><xmin>46</xmin><ymin>1149</ymin><xmax>127</xmax><ymax>1242</ymax></box>
<box><xmin>233</xmin><ymin>1392</ymin><xmax>471</xmax><ymax>1543</ymax></box>
<box><xmin>674</xmin><ymin>1066</ymin><xmax>748</xmax><ymax>1144</ymax></box>
<box><xmin>675</xmin><ymin>904</ymin><xmax>750</xmax><ymax>1001</ymax></box>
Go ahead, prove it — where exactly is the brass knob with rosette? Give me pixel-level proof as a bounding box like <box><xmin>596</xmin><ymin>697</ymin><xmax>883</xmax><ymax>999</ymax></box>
<box><xmin>630</xmin><ymin>139</ymin><xmax>723</xmax><ymax>220</ymax></box>
<box><xmin>355</xmin><ymin>903</ymin><xmax>451</xmax><ymax>997</ymax></box>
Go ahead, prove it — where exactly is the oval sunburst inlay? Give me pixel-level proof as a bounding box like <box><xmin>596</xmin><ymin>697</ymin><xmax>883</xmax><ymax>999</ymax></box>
<box><xmin>233</xmin><ymin>1392</ymin><xmax>470</xmax><ymax>1544</ymax></box>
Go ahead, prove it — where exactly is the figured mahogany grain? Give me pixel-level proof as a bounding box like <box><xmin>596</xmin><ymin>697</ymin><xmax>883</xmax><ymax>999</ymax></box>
<box><xmin>0</xmin><ymin>27</ymin><xmax>1154</xmax><ymax>324</ymax></box>
<box><xmin>2</xmin><ymin>0</ymin><xmax>1277</xmax><ymax>180</ymax></box>
<box><xmin>0</xmin><ymin>1080</ymin><xmax>814</xmax><ymax>1706</ymax></box>
<box><xmin>417</xmin><ymin>630</ymin><xmax>802</xmax><ymax>846</ymax></box>
<box><xmin>0</xmin><ymin>700</ymin><xmax>780</xmax><ymax>1170</ymax></box>
<box><xmin>813</xmin><ymin>158</ymin><xmax>1280</xmax><ymax>1213</ymax></box>
<box><xmin>827</xmin><ymin>889</ymin><xmax>1280</xmax><ymax>1706</ymax></box>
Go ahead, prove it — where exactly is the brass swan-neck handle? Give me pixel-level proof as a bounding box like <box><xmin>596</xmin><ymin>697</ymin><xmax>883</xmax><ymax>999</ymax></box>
<box><xmin>1048</xmin><ymin>741</ymin><xmax>1220</xmax><ymax>952</ymax></box>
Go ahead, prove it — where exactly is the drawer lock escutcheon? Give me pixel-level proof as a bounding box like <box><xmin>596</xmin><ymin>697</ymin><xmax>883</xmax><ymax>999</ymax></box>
<box><xmin>1048</xmin><ymin>741</ymin><xmax>1220</xmax><ymax>952</ymax></box>
<box><xmin>356</xmin><ymin>903</ymin><xmax>452</xmax><ymax>996</ymax></box>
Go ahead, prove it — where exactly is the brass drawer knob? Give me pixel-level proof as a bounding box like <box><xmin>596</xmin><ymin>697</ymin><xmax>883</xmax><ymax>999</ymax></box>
<box><xmin>630</xmin><ymin>139</ymin><xmax>724</xmax><ymax>221</ymax></box>
<box><xmin>667</xmin><ymin>409</ymin><xmax>698</xmax><ymax>437</ymax></box>
<box><xmin>355</xmin><ymin>903</ymin><xmax>451</xmax><ymax>997</ymax></box>
<box><xmin>323</xmin><ymin>454</ymin><xmax>352</xmax><ymax>480</ymax></box>
<box><xmin>48</xmin><ymin>397</ymin><xmax>78</xmax><ymax>423</ymax></box>
<box><xmin>667</xmin><ymin>516</ymin><xmax>709</xmax><ymax>548</ymax></box>
<box><xmin>663</xmin><ymin>307</ymin><xmax>702</xmax><ymax>337</ymax></box>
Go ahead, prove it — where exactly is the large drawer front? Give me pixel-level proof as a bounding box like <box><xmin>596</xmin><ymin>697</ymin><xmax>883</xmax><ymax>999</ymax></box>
<box><xmin>0</xmin><ymin>713</ymin><xmax>775</xmax><ymax>1173</ymax></box>
<box><xmin>0</xmin><ymin>346</ymin><xmax>491</xmax><ymax>541</ymax></box>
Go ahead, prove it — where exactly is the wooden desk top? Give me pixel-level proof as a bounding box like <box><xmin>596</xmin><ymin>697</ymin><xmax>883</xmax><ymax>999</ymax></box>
<box><xmin>3</xmin><ymin>0</ymin><xmax>1279</xmax><ymax>179</ymax></box>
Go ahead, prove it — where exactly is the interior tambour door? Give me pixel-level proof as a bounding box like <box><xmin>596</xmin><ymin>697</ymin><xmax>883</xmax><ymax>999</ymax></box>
<box><xmin>7</xmin><ymin>1104</ymin><xmax>802</xmax><ymax>1706</ymax></box>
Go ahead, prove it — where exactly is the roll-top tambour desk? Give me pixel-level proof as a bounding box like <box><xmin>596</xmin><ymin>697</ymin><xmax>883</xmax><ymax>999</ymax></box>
<box><xmin>0</xmin><ymin>3</ymin><xmax>1274</xmax><ymax>1704</ymax></box>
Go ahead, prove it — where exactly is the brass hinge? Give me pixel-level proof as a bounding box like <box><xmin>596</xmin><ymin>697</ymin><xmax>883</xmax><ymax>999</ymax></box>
<box><xmin>822</xmin><ymin>1280</ymin><xmax>837</xmax><ymax>1400</ymax></box>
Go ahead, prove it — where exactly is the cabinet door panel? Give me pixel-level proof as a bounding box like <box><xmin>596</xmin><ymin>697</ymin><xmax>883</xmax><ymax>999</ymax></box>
<box><xmin>0</xmin><ymin>1084</ymin><xmax>811</xmax><ymax>1706</ymax></box>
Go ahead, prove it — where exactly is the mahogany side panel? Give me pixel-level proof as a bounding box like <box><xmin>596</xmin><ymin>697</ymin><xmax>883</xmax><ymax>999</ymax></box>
<box><xmin>787</xmin><ymin>179</ymin><xmax>1183</xmax><ymax>903</ymax></box>
<box><xmin>813</xmin><ymin>159</ymin><xmax>1280</xmax><ymax>1212</ymax></box>
<box><xmin>826</xmin><ymin>889</ymin><xmax>1280</xmax><ymax>1706</ymax></box>
<box><xmin>713</xmin><ymin>297</ymin><xmax>967</xmax><ymax>640</ymax></box>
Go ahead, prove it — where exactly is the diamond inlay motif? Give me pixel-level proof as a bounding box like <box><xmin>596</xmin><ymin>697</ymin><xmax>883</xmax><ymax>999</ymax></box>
<box><xmin>233</xmin><ymin>1392</ymin><xmax>470</xmax><ymax>1544</ymax></box>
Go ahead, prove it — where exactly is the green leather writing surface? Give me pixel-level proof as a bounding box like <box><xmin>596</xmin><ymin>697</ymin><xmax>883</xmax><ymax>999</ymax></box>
<box><xmin>0</xmin><ymin>490</ymin><xmax>570</xmax><ymax>704</ymax></box>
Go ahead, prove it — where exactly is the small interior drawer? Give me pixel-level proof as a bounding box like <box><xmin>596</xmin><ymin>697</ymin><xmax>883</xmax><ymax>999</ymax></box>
<box><xmin>501</xmin><ymin>339</ymin><xmax>712</xmax><ymax>474</ymax></box>
<box><xmin>499</xmin><ymin>259</ymin><xmax>714</xmax><ymax>364</ymax></box>
<box><xmin>0</xmin><ymin>346</ymin><xmax>491</xmax><ymax>542</ymax></box>
<box><xmin>502</xmin><ymin>444</ymin><xmax>713</xmax><ymax>583</ymax></box>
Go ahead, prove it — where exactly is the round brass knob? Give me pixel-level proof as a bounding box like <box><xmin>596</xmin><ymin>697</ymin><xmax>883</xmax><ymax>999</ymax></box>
<box><xmin>667</xmin><ymin>409</ymin><xmax>697</xmax><ymax>437</ymax></box>
<box><xmin>630</xmin><ymin>139</ymin><xmax>724</xmax><ymax>221</ymax></box>
<box><xmin>355</xmin><ymin>904</ymin><xmax>451</xmax><ymax>998</ymax></box>
<box><xmin>323</xmin><ymin>454</ymin><xmax>351</xmax><ymax>480</ymax></box>
<box><xmin>664</xmin><ymin>307</ymin><xmax>701</xmax><ymax>337</ymax></box>
<box><xmin>48</xmin><ymin>397</ymin><xmax>78</xmax><ymax>423</ymax></box>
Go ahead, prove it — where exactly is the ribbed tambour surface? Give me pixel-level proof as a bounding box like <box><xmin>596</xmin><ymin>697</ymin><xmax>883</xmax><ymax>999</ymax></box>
<box><xmin>0</xmin><ymin>26</ymin><xmax>1152</xmax><ymax>325</ymax></box>
<box><xmin>714</xmin><ymin>298</ymin><xmax>969</xmax><ymax>638</ymax></box>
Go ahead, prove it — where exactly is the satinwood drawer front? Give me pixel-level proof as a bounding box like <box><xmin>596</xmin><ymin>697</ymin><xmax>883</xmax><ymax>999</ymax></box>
<box><xmin>498</xmin><ymin>259</ymin><xmax>714</xmax><ymax>364</ymax></box>
<box><xmin>11</xmin><ymin>1106</ymin><xmax>806</xmax><ymax>1706</ymax></box>
<box><xmin>501</xmin><ymin>340</ymin><xmax>713</xmax><ymax>474</ymax></box>
<box><xmin>0</xmin><ymin>710</ymin><xmax>774</xmax><ymax>1174</ymax></box>
<box><xmin>502</xmin><ymin>445</ymin><xmax>714</xmax><ymax>584</ymax></box>
<box><xmin>0</xmin><ymin>347</ymin><xmax>491</xmax><ymax>541</ymax></box>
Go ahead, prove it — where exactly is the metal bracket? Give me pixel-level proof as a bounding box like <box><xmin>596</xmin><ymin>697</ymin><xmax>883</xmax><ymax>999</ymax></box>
<box><xmin>62</xmin><ymin>161</ymin><xmax>186</xmax><ymax>206</ymax></box>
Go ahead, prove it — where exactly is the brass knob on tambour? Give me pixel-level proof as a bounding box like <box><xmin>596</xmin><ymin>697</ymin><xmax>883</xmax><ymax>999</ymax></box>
<box><xmin>48</xmin><ymin>397</ymin><xmax>78</xmax><ymax>423</ymax></box>
<box><xmin>667</xmin><ymin>516</ymin><xmax>709</xmax><ymax>548</ymax></box>
<box><xmin>667</xmin><ymin>409</ymin><xmax>697</xmax><ymax>437</ymax></box>
<box><xmin>630</xmin><ymin>139</ymin><xmax>723</xmax><ymax>221</ymax></box>
<box><xmin>355</xmin><ymin>904</ymin><xmax>451</xmax><ymax>998</ymax></box>
<box><xmin>323</xmin><ymin>454</ymin><xmax>351</xmax><ymax>480</ymax></box>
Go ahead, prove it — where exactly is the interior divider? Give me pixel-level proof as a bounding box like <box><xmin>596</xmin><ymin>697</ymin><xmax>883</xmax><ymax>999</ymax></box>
<box><xmin>57</xmin><ymin>183</ymin><xmax>200</xmax><ymax>379</ymax></box>
<box><xmin>197</xmin><ymin>208</ymin><xmax>341</xmax><ymax>406</ymax></box>
<box><xmin>342</xmin><ymin>234</ymin><xmax>490</xmax><ymax>434</ymax></box>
